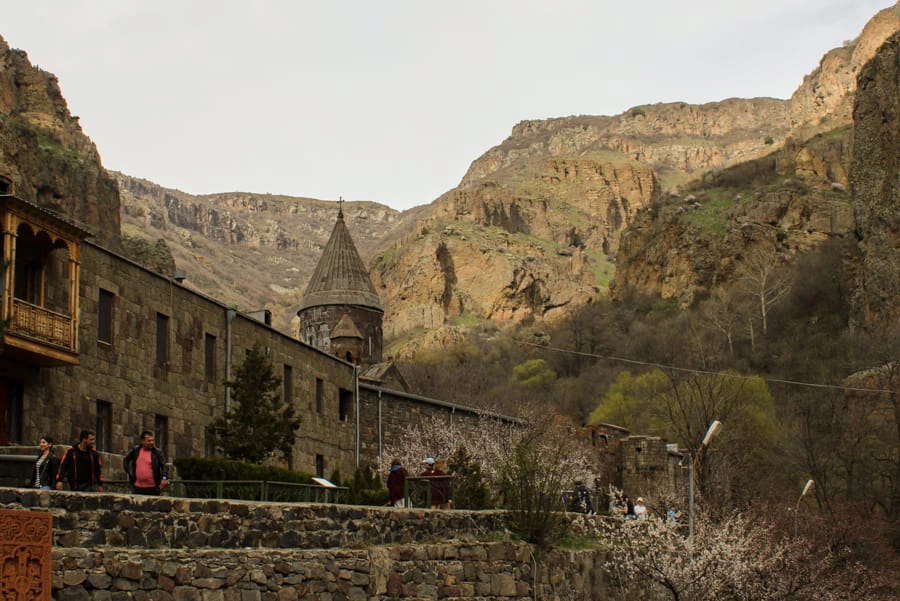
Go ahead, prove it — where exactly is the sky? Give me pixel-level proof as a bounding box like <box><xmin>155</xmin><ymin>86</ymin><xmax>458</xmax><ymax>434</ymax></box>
<box><xmin>1</xmin><ymin>0</ymin><xmax>892</xmax><ymax>211</ymax></box>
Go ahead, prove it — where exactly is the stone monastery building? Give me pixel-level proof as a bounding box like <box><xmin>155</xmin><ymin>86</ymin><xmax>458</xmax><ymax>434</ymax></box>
<box><xmin>0</xmin><ymin>179</ymin><xmax>491</xmax><ymax>478</ymax></box>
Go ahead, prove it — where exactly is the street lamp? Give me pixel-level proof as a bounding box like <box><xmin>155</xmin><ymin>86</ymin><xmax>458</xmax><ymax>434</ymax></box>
<box><xmin>689</xmin><ymin>420</ymin><xmax>723</xmax><ymax>540</ymax></box>
<box><xmin>792</xmin><ymin>479</ymin><xmax>815</xmax><ymax>537</ymax></box>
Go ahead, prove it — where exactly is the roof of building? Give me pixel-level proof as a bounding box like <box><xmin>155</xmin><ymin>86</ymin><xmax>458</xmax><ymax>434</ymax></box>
<box><xmin>330</xmin><ymin>313</ymin><xmax>363</xmax><ymax>340</ymax></box>
<box><xmin>298</xmin><ymin>208</ymin><xmax>383</xmax><ymax>312</ymax></box>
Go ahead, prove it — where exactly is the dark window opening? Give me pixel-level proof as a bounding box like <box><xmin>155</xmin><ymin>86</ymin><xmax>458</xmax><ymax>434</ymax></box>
<box><xmin>315</xmin><ymin>454</ymin><xmax>325</xmax><ymax>478</ymax></box>
<box><xmin>339</xmin><ymin>388</ymin><xmax>353</xmax><ymax>422</ymax></box>
<box><xmin>0</xmin><ymin>379</ymin><xmax>24</xmax><ymax>445</ymax></box>
<box><xmin>156</xmin><ymin>313</ymin><xmax>169</xmax><ymax>367</ymax></box>
<box><xmin>96</xmin><ymin>400</ymin><xmax>112</xmax><ymax>452</ymax></box>
<box><xmin>204</xmin><ymin>333</ymin><xmax>216</xmax><ymax>381</ymax></box>
<box><xmin>154</xmin><ymin>414</ymin><xmax>169</xmax><ymax>455</ymax></box>
<box><xmin>98</xmin><ymin>288</ymin><xmax>114</xmax><ymax>344</ymax></box>
<box><xmin>283</xmin><ymin>365</ymin><xmax>293</xmax><ymax>404</ymax></box>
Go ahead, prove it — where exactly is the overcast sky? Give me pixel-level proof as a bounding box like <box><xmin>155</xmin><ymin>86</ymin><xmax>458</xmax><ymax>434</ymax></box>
<box><xmin>2</xmin><ymin>1</ymin><xmax>891</xmax><ymax>210</ymax></box>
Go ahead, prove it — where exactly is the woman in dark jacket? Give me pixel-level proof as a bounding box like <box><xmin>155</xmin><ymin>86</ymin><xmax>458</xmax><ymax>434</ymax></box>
<box><xmin>386</xmin><ymin>459</ymin><xmax>408</xmax><ymax>507</ymax></box>
<box><xmin>30</xmin><ymin>436</ymin><xmax>59</xmax><ymax>490</ymax></box>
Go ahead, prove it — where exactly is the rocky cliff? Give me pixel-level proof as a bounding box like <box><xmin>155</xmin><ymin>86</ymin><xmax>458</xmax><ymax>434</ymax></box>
<box><xmin>790</xmin><ymin>5</ymin><xmax>900</xmax><ymax>131</ymax></box>
<box><xmin>610</xmin><ymin>6</ymin><xmax>899</xmax><ymax>316</ymax></box>
<box><xmin>848</xmin><ymin>30</ymin><xmax>900</xmax><ymax>328</ymax></box>
<box><xmin>0</xmin><ymin>37</ymin><xmax>121</xmax><ymax>251</ymax></box>
<box><xmin>371</xmin><ymin>5</ymin><xmax>899</xmax><ymax>349</ymax></box>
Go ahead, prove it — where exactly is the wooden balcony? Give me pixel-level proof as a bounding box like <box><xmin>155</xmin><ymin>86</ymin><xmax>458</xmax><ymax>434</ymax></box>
<box><xmin>10</xmin><ymin>298</ymin><xmax>74</xmax><ymax>348</ymax></box>
<box><xmin>3</xmin><ymin>299</ymin><xmax>79</xmax><ymax>366</ymax></box>
<box><xmin>1</xmin><ymin>194</ymin><xmax>89</xmax><ymax>367</ymax></box>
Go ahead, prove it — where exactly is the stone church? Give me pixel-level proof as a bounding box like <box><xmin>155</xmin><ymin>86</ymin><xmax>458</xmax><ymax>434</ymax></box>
<box><xmin>296</xmin><ymin>205</ymin><xmax>384</xmax><ymax>368</ymax></box>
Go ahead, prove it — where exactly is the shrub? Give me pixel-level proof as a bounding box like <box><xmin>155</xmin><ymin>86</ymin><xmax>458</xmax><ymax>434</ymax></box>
<box><xmin>330</xmin><ymin>466</ymin><xmax>388</xmax><ymax>506</ymax></box>
<box><xmin>764</xmin><ymin>136</ymin><xmax>775</xmax><ymax>145</ymax></box>
<box><xmin>174</xmin><ymin>456</ymin><xmax>313</xmax><ymax>483</ymax></box>
<box><xmin>497</xmin><ymin>435</ymin><xmax>571</xmax><ymax>548</ymax></box>
<box><xmin>448</xmin><ymin>445</ymin><xmax>493</xmax><ymax>509</ymax></box>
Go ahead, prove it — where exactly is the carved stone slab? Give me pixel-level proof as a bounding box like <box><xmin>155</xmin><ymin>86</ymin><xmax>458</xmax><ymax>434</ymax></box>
<box><xmin>0</xmin><ymin>509</ymin><xmax>52</xmax><ymax>600</ymax></box>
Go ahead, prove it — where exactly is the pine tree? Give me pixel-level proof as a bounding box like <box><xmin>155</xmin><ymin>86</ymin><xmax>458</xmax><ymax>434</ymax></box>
<box><xmin>206</xmin><ymin>343</ymin><xmax>300</xmax><ymax>464</ymax></box>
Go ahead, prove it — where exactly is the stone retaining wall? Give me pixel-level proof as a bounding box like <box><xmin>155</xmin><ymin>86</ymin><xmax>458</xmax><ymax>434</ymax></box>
<box><xmin>2</xmin><ymin>488</ymin><xmax>613</xmax><ymax>600</ymax></box>
<box><xmin>54</xmin><ymin>543</ymin><xmax>611</xmax><ymax>601</ymax></box>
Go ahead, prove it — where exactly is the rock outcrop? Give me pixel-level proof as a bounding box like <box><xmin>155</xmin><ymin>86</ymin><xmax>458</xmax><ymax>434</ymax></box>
<box><xmin>372</xmin><ymin>7</ymin><xmax>899</xmax><ymax>348</ymax></box>
<box><xmin>790</xmin><ymin>4</ymin><xmax>900</xmax><ymax>131</ymax></box>
<box><xmin>848</xmin><ymin>31</ymin><xmax>900</xmax><ymax>328</ymax></box>
<box><xmin>0</xmin><ymin>37</ymin><xmax>121</xmax><ymax>251</ymax></box>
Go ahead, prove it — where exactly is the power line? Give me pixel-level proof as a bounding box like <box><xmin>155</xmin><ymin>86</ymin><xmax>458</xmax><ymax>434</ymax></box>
<box><xmin>517</xmin><ymin>340</ymin><xmax>896</xmax><ymax>395</ymax></box>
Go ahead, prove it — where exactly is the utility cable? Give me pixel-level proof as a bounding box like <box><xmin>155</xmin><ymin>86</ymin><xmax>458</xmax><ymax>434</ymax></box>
<box><xmin>516</xmin><ymin>339</ymin><xmax>896</xmax><ymax>395</ymax></box>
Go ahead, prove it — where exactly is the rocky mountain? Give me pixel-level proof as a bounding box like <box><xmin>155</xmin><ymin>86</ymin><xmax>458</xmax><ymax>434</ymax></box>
<box><xmin>372</xmin><ymin>4</ymin><xmax>899</xmax><ymax>351</ymax></box>
<box><xmin>848</xmin><ymin>29</ymin><xmax>900</xmax><ymax>327</ymax></box>
<box><xmin>1</xmin><ymin>4</ymin><xmax>897</xmax><ymax>352</ymax></box>
<box><xmin>0</xmin><ymin>39</ymin><xmax>120</xmax><ymax>251</ymax></box>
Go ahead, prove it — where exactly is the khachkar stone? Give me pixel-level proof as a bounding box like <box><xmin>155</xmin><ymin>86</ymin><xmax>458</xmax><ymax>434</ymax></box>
<box><xmin>0</xmin><ymin>509</ymin><xmax>52</xmax><ymax>600</ymax></box>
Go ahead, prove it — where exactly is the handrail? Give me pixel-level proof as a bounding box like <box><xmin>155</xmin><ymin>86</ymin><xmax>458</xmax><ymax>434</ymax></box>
<box><xmin>10</xmin><ymin>298</ymin><xmax>74</xmax><ymax>349</ymax></box>
<box><xmin>98</xmin><ymin>479</ymin><xmax>349</xmax><ymax>504</ymax></box>
<box><xmin>403</xmin><ymin>475</ymin><xmax>455</xmax><ymax>509</ymax></box>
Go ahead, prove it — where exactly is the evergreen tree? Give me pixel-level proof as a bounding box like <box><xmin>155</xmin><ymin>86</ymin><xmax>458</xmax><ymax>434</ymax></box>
<box><xmin>207</xmin><ymin>343</ymin><xmax>300</xmax><ymax>464</ymax></box>
<box><xmin>448</xmin><ymin>445</ymin><xmax>492</xmax><ymax>509</ymax></box>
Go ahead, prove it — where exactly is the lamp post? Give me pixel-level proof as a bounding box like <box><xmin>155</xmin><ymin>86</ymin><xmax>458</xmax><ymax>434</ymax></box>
<box><xmin>689</xmin><ymin>420</ymin><xmax>723</xmax><ymax>540</ymax></box>
<box><xmin>792</xmin><ymin>479</ymin><xmax>814</xmax><ymax>537</ymax></box>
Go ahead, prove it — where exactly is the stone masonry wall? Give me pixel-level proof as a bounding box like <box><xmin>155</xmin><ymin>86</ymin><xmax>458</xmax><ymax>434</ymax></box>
<box><xmin>2</xmin><ymin>488</ymin><xmax>614</xmax><ymax>600</ymax></box>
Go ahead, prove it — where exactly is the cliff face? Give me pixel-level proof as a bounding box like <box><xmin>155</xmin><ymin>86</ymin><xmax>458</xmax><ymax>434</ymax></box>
<box><xmin>0</xmin><ymin>37</ymin><xmax>121</xmax><ymax>250</ymax></box>
<box><xmin>790</xmin><ymin>5</ymin><xmax>900</xmax><ymax>131</ymax></box>
<box><xmin>370</xmin><ymin>6</ymin><xmax>899</xmax><ymax>348</ymax></box>
<box><xmin>848</xmin><ymin>31</ymin><xmax>900</xmax><ymax>328</ymax></box>
<box><xmin>462</xmin><ymin>98</ymin><xmax>792</xmax><ymax>189</ymax></box>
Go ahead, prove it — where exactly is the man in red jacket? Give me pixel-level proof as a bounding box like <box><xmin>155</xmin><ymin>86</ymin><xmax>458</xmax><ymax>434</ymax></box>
<box><xmin>56</xmin><ymin>430</ymin><xmax>103</xmax><ymax>492</ymax></box>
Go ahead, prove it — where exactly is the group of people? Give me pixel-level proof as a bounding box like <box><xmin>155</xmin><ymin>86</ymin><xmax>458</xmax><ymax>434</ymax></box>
<box><xmin>29</xmin><ymin>429</ymin><xmax>169</xmax><ymax>495</ymax></box>
<box><xmin>386</xmin><ymin>457</ymin><xmax>451</xmax><ymax>509</ymax></box>
<box><xmin>622</xmin><ymin>496</ymin><xmax>648</xmax><ymax>519</ymax></box>
<box><xmin>567</xmin><ymin>480</ymin><xmax>596</xmax><ymax>514</ymax></box>
<box><xmin>621</xmin><ymin>496</ymin><xmax>684</xmax><ymax>522</ymax></box>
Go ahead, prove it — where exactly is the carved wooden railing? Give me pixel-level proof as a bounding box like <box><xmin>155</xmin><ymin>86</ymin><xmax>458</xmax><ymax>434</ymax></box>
<box><xmin>10</xmin><ymin>298</ymin><xmax>74</xmax><ymax>350</ymax></box>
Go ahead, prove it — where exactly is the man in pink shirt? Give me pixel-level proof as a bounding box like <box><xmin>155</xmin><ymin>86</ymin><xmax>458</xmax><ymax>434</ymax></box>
<box><xmin>123</xmin><ymin>431</ymin><xmax>169</xmax><ymax>495</ymax></box>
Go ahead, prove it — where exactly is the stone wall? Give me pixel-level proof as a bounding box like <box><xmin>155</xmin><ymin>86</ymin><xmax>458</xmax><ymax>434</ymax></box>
<box><xmin>1</xmin><ymin>488</ymin><xmax>614</xmax><ymax>600</ymax></box>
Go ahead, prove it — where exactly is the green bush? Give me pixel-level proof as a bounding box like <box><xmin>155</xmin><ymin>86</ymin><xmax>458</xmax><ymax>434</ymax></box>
<box><xmin>497</xmin><ymin>440</ymin><xmax>570</xmax><ymax>548</ymax></box>
<box><xmin>174</xmin><ymin>456</ymin><xmax>313</xmax><ymax>484</ymax></box>
<box><xmin>332</xmin><ymin>467</ymin><xmax>389</xmax><ymax>506</ymax></box>
<box><xmin>449</xmin><ymin>446</ymin><xmax>493</xmax><ymax>509</ymax></box>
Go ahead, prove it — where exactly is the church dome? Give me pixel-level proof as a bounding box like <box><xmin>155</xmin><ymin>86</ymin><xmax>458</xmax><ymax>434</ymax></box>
<box><xmin>298</xmin><ymin>208</ymin><xmax>383</xmax><ymax>312</ymax></box>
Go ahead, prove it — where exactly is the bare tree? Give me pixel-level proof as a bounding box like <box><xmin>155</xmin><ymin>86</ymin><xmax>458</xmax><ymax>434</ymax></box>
<box><xmin>736</xmin><ymin>244</ymin><xmax>792</xmax><ymax>338</ymax></box>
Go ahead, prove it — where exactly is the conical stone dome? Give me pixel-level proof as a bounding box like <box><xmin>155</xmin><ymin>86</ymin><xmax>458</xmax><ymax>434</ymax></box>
<box><xmin>299</xmin><ymin>209</ymin><xmax>383</xmax><ymax>311</ymax></box>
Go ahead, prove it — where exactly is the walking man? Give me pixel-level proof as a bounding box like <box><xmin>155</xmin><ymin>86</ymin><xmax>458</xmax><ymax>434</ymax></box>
<box><xmin>123</xmin><ymin>430</ymin><xmax>169</xmax><ymax>495</ymax></box>
<box><xmin>56</xmin><ymin>430</ymin><xmax>104</xmax><ymax>492</ymax></box>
